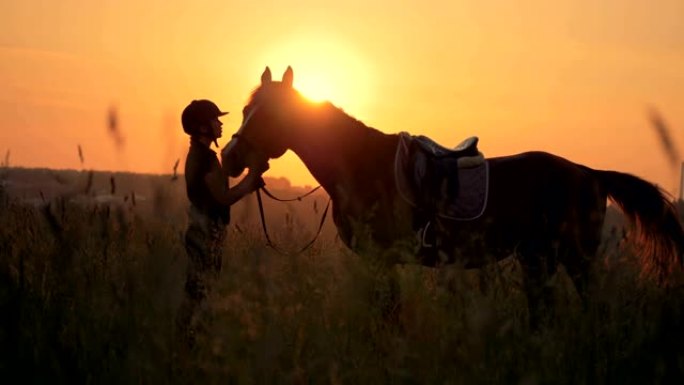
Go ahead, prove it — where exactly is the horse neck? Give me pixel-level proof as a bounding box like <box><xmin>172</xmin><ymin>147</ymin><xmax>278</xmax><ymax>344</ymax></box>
<box><xmin>288</xmin><ymin>105</ymin><xmax>399</xmax><ymax>200</ymax></box>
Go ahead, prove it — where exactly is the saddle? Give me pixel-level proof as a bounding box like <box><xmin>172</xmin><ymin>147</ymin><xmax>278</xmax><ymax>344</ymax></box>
<box><xmin>395</xmin><ymin>132</ymin><xmax>489</xmax><ymax>221</ymax></box>
<box><xmin>395</xmin><ymin>132</ymin><xmax>490</xmax><ymax>260</ymax></box>
<box><xmin>412</xmin><ymin>135</ymin><xmax>480</xmax><ymax>160</ymax></box>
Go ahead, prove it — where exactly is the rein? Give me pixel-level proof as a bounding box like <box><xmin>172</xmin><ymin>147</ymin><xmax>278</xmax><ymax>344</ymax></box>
<box><xmin>228</xmin><ymin>132</ymin><xmax>330</xmax><ymax>254</ymax></box>
<box><xmin>255</xmin><ymin>186</ymin><xmax>331</xmax><ymax>255</ymax></box>
<box><xmin>260</xmin><ymin>185</ymin><xmax>321</xmax><ymax>202</ymax></box>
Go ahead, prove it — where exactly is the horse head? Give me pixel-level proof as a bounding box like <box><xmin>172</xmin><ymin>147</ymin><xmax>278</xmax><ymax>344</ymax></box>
<box><xmin>221</xmin><ymin>66</ymin><xmax>302</xmax><ymax>176</ymax></box>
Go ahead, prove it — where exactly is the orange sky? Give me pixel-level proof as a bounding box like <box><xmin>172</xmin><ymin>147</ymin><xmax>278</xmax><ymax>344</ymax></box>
<box><xmin>2</xmin><ymin>1</ymin><xmax>683</xmax><ymax>194</ymax></box>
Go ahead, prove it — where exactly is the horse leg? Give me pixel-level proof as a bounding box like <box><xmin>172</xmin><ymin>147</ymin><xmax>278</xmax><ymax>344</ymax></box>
<box><xmin>373</xmin><ymin>266</ymin><xmax>400</xmax><ymax>320</ymax></box>
<box><xmin>563</xmin><ymin>236</ymin><xmax>600</xmax><ymax>311</ymax></box>
<box><xmin>563</xmin><ymin>199</ymin><xmax>604</xmax><ymax>310</ymax></box>
<box><xmin>364</xmin><ymin>261</ymin><xmax>403</xmax><ymax>325</ymax></box>
<box><xmin>564</xmin><ymin>252</ymin><xmax>591</xmax><ymax>308</ymax></box>
<box><xmin>517</xmin><ymin>239</ymin><xmax>558</xmax><ymax>328</ymax></box>
<box><xmin>562</xmin><ymin>228</ymin><xmax>602</xmax><ymax>384</ymax></box>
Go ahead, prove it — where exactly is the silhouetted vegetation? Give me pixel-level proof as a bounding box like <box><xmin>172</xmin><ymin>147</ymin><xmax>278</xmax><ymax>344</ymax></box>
<box><xmin>0</xmin><ymin>168</ymin><xmax>682</xmax><ymax>384</ymax></box>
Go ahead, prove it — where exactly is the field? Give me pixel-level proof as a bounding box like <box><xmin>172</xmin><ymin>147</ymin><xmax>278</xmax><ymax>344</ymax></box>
<box><xmin>0</xmin><ymin>168</ymin><xmax>683</xmax><ymax>384</ymax></box>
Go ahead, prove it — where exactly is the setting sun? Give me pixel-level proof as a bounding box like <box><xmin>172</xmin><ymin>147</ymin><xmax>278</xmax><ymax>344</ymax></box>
<box><xmin>294</xmin><ymin>71</ymin><xmax>338</xmax><ymax>103</ymax></box>
<box><xmin>254</xmin><ymin>34</ymin><xmax>375</xmax><ymax>112</ymax></box>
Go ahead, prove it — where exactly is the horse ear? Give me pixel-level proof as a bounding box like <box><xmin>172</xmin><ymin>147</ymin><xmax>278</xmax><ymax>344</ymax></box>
<box><xmin>282</xmin><ymin>66</ymin><xmax>293</xmax><ymax>88</ymax></box>
<box><xmin>261</xmin><ymin>67</ymin><xmax>272</xmax><ymax>84</ymax></box>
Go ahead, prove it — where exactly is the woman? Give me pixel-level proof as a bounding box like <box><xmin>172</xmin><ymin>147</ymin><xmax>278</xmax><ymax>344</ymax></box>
<box><xmin>178</xmin><ymin>99</ymin><xmax>266</xmax><ymax>344</ymax></box>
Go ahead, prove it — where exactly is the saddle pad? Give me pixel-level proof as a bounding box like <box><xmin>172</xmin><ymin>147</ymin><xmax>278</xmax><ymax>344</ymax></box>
<box><xmin>395</xmin><ymin>132</ymin><xmax>489</xmax><ymax>220</ymax></box>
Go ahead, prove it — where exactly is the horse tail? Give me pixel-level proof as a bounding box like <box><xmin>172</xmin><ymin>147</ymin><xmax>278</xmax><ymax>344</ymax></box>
<box><xmin>593</xmin><ymin>169</ymin><xmax>684</xmax><ymax>284</ymax></box>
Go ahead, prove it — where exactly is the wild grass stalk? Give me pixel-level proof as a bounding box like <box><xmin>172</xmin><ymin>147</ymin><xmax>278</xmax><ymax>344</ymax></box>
<box><xmin>0</xmin><ymin>189</ymin><xmax>682</xmax><ymax>384</ymax></box>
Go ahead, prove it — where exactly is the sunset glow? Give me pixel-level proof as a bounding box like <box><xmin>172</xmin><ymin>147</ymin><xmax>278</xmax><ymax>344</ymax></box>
<box><xmin>255</xmin><ymin>35</ymin><xmax>375</xmax><ymax>109</ymax></box>
<box><xmin>295</xmin><ymin>71</ymin><xmax>344</xmax><ymax>103</ymax></box>
<box><xmin>1</xmin><ymin>1</ymin><xmax>683</xmax><ymax>192</ymax></box>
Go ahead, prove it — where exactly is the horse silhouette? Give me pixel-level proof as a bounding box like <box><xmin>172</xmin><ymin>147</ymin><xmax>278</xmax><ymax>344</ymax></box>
<box><xmin>222</xmin><ymin>66</ymin><xmax>684</xmax><ymax>325</ymax></box>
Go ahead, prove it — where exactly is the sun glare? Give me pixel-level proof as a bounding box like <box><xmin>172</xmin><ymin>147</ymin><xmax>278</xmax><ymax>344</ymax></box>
<box><xmin>255</xmin><ymin>35</ymin><xmax>374</xmax><ymax>113</ymax></box>
<box><xmin>295</xmin><ymin>71</ymin><xmax>337</xmax><ymax>103</ymax></box>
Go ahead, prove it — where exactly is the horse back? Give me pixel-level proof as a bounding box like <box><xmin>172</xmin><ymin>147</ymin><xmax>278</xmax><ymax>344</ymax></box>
<box><xmin>486</xmin><ymin>150</ymin><xmax>605</xmax><ymax>220</ymax></box>
<box><xmin>435</xmin><ymin>151</ymin><xmax>607</xmax><ymax>264</ymax></box>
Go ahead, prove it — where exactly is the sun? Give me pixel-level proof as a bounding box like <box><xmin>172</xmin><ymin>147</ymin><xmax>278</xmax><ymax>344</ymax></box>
<box><xmin>255</xmin><ymin>35</ymin><xmax>375</xmax><ymax>113</ymax></box>
<box><xmin>294</xmin><ymin>70</ymin><xmax>337</xmax><ymax>103</ymax></box>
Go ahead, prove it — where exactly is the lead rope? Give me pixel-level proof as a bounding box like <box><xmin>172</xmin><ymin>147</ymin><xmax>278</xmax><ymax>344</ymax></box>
<box><xmin>255</xmin><ymin>187</ymin><xmax>331</xmax><ymax>255</ymax></box>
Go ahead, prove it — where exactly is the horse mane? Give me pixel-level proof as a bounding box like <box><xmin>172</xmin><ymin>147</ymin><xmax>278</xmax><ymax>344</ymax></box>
<box><xmin>319</xmin><ymin>101</ymin><xmax>383</xmax><ymax>136</ymax></box>
<box><xmin>249</xmin><ymin>84</ymin><xmax>388</xmax><ymax>140</ymax></box>
<box><xmin>246</xmin><ymin>86</ymin><xmax>263</xmax><ymax>104</ymax></box>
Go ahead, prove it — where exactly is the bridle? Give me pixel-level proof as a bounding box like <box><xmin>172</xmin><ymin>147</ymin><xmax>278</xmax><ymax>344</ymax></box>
<box><xmin>229</xmin><ymin>129</ymin><xmax>331</xmax><ymax>255</ymax></box>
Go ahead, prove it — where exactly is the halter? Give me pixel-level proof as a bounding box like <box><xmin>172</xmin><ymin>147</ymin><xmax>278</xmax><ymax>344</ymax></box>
<box><xmin>222</xmin><ymin>103</ymin><xmax>260</xmax><ymax>156</ymax></box>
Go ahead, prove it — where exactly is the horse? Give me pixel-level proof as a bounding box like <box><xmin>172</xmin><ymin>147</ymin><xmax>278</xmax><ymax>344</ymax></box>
<box><xmin>222</xmin><ymin>66</ymin><xmax>684</xmax><ymax>324</ymax></box>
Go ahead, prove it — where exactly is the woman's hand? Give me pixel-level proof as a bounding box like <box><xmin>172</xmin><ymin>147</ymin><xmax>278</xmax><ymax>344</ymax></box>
<box><xmin>252</xmin><ymin>161</ymin><xmax>270</xmax><ymax>174</ymax></box>
<box><xmin>244</xmin><ymin>170</ymin><xmax>265</xmax><ymax>191</ymax></box>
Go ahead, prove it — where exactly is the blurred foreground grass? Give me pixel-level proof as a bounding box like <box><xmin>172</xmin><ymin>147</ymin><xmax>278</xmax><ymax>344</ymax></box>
<box><xmin>0</xmin><ymin>183</ymin><xmax>683</xmax><ymax>385</ymax></box>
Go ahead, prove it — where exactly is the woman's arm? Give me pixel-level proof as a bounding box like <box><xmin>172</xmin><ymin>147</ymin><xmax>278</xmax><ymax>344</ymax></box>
<box><xmin>204</xmin><ymin>167</ymin><xmax>263</xmax><ymax>206</ymax></box>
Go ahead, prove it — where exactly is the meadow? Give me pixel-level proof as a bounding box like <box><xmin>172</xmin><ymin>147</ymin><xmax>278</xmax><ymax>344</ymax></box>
<box><xmin>0</xmin><ymin>168</ymin><xmax>682</xmax><ymax>384</ymax></box>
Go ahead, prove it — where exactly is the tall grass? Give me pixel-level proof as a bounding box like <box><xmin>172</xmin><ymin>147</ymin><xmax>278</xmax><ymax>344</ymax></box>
<box><xmin>0</xmin><ymin>182</ymin><xmax>682</xmax><ymax>384</ymax></box>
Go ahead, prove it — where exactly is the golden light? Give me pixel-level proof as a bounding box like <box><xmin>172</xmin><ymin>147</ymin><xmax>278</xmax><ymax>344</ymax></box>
<box><xmin>254</xmin><ymin>34</ymin><xmax>375</xmax><ymax>114</ymax></box>
<box><xmin>247</xmin><ymin>34</ymin><xmax>377</xmax><ymax>188</ymax></box>
<box><xmin>294</xmin><ymin>70</ymin><xmax>337</xmax><ymax>103</ymax></box>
